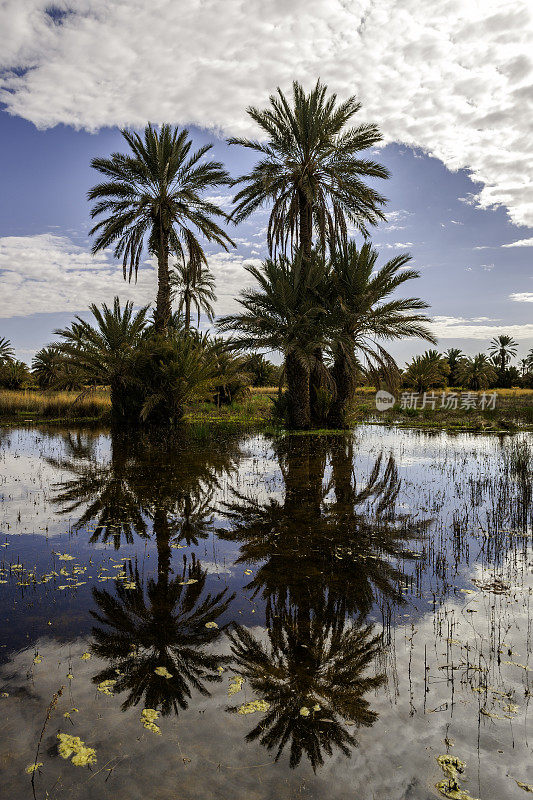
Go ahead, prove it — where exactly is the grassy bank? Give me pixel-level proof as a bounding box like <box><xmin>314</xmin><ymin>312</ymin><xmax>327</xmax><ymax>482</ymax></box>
<box><xmin>0</xmin><ymin>387</ymin><xmax>532</xmax><ymax>431</ymax></box>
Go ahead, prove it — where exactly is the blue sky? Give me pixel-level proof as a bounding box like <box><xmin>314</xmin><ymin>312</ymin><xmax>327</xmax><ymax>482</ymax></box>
<box><xmin>0</xmin><ymin>0</ymin><xmax>532</xmax><ymax>365</ymax></box>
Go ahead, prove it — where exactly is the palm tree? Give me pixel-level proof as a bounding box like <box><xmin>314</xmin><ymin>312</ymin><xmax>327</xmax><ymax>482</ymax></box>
<box><xmin>488</xmin><ymin>335</ymin><xmax>518</xmax><ymax>373</ymax></box>
<box><xmin>88</xmin><ymin>124</ymin><xmax>234</xmax><ymax>333</ymax></box>
<box><xmin>170</xmin><ymin>261</ymin><xmax>217</xmax><ymax>329</ymax></box>
<box><xmin>326</xmin><ymin>243</ymin><xmax>436</xmax><ymax>427</ymax></box>
<box><xmin>229</xmin><ymin>80</ymin><xmax>389</xmax><ymax>263</ymax></box>
<box><xmin>456</xmin><ymin>353</ymin><xmax>497</xmax><ymax>390</ymax></box>
<box><xmin>444</xmin><ymin>348</ymin><xmax>463</xmax><ymax>386</ymax></box>
<box><xmin>525</xmin><ymin>348</ymin><xmax>533</xmax><ymax>371</ymax></box>
<box><xmin>54</xmin><ymin>297</ymin><xmax>149</xmax><ymax>418</ymax></box>
<box><xmin>217</xmin><ymin>254</ymin><xmax>331</xmax><ymax>428</ymax></box>
<box><xmin>0</xmin><ymin>336</ymin><xmax>14</xmax><ymax>365</ymax></box>
<box><xmin>32</xmin><ymin>345</ymin><xmax>82</xmax><ymax>390</ymax></box>
<box><xmin>403</xmin><ymin>350</ymin><xmax>450</xmax><ymax>393</ymax></box>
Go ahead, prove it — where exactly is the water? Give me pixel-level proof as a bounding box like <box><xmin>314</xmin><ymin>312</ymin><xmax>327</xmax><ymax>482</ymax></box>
<box><xmin>0</xmin><ymin>424</ymin><xmax>531</xmax><ymax>799</ymax></box>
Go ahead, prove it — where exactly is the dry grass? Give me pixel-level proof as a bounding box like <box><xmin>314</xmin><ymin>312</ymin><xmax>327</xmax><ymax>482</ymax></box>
<box><xmin>0</xmin><ymin>389</ymin><xmax>111</xmax><ymax>420</ymax></box>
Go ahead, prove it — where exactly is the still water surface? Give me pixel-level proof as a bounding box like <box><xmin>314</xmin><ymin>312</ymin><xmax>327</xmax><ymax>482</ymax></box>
<box><xmin>0</xmin><ymin>424</ymin><xmax>531</xmax><ymax>799</ymax></box>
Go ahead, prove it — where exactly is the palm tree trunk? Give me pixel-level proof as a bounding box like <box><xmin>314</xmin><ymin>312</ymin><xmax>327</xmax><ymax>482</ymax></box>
<box><xmin>327</xmin><ymin>349</ymin><xmax>353</xmax><ymax>428</ymax></box>
<box><xmin>154</xmin><ymin>233</ymin><xmax>171</xmax><ymax>335</ymax></box>
<box><xmin>185</xmin><ymin>294</ymin><xmax>191</xmax><ymax>330</ymax></box>
<box><xmin>286</xmin><ymin>351</ymin><xmax>310</xmax><ymax>429</ymax></box>
<box><xmin>298</xmin><ymin>191</ymin><xmax>313</xmax><ymax>265</ymax></box>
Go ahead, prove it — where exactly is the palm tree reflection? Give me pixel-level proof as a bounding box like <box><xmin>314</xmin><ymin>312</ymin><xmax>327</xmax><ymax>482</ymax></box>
<box><xmin>91</xmin><ymin>554</ymin><xmax>233</xmax><ymax>715</ymax></box>
<box><xmin>220</xmin><ymin>434</ymin><xmax>429</xmax><ymax>769</ymax></box>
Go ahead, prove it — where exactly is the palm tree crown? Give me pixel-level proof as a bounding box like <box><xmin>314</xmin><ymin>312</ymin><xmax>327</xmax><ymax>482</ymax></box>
<box><xmin>0</xmin><ymin>336</ymin><xmax>15</xmax><ymax>365</ymax></box>
<box><xmin>488</xmin><ymin>335</ymin><xmax>518</xmax><ymax>372</ymax></box>
<box><xmin>171</xmin><ymin>261</ymin><xmax>217</xmax><ymax>328</ymax></box>
<box><xmin>88</xmin><ymin>124</ymin><xmax>234</xmax><ymax>332</ymax></box>
<box><xmin>229</xmin><ymin>80</ymin><xmax>389</xmax><ymax>261</ymax></box>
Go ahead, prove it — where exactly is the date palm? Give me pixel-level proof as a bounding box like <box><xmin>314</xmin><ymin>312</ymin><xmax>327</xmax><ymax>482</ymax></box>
<box><xmin>488</xmin><ymin>335</ymin><xmax>518</xmax><ymax>373</ymax></box>
<box><xmin>456</xmin><ymin>353</ymin><xmax>497</xmax><ymax>390</ymax></box>
<box><xmin>217</xmin><ymin>254</ymin><xmax>331</xmax><ymax>428</ymax></box>
<box><xmin>0</xmin><ymin>336</ymin><xmax>14</xmax><ymax>365</ymax></box>
<box><xmin>404</xmin><ymin>350</ymin><xmax>450</xmax><ymax>393</ymax></box>
<box><xmin>170</xmin><ymin>261</ymin><xmax>217</xmax><ymax>329</ymax></box>
<box><xmin>326</xmin><ymin>242</ymin><xmax>436</xmax><ymax>426</ymax></box>
<box><xmin>88</xmin><ymin>124</ymin><xmax>234</xmax><ymax>333</ymax></box>
<box><xmin>54</xmin><ymin>297</ymin><xmax>149</xmax><ymax>418</ymax></box>
<box><xmin>444</xmin><ymin>347</ymin><xmax>463</xmax><ymax>386</ymax></box>
<box><xmin>229</xmin><ymin>80</ymin><xmax>389</xmax><ymax>262</ymax></box>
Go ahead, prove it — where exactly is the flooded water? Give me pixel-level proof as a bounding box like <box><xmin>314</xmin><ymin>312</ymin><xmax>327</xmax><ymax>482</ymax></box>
<box><xmin>0</xmin><ymin>423</ymin><xmax>531</xmax><ymax>799</ymax></box>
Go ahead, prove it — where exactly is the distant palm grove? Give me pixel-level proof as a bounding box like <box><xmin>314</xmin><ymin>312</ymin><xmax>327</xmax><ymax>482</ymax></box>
<box><xmin>1</xmin><ymin>82</ymin><xmax>533</xmax><ymax>428</ymax></box>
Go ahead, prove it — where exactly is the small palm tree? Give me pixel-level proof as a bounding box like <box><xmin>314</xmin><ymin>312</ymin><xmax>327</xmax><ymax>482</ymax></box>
<box><xmin>444</xmin><ymin>348</ymin><xmax>463</xmax><ymax>386</ymax></box>
<box><xmin>218</xmin><ymin>254</ymin><xmax>330</xmax><ymax>428</ymax></box>
<box><xmin>403</xmin><ymin>351</ymin><xmax>450</xmax><ymax>393</ymax></box>
<box><xmin>170</xmin><ymin>261</ymin><xmax>217</xmax><ymax>329</ymax></box>
<box><xmin>456</xmin><ymin>353</ymin><xmax>497</xmax><ymax>390</ymax></box>
<box><xmin>0</xmin><ymin>336</ymin><xmax>14</xmax><ymax>365</ymax></box>
<box><xmin>88</xmin><ymin>124</ymin><xmax>234</xmax><ymax>333</ymax></box>
<box><xmin>326</xmin><ymin>243</ymin><xmax>436</xmax><ymax>426</ymax></box>
<box><xmin>229</xmin><ymin>80</ymin><xmax>389</xmax><ymax>262</ymax></box>
<box><xmin>525</xmin><ymin>348</ymin><xmax>533</xmax><ymax>371</ymax></box>
<box><xmin>488</xmin><ymin>335</ymin><xmax>518</xmax><ymax>372</ymax></box>
<box><xmin>54</xmin><ymin>297</ymin><xmax>149</xmax><ymax>416</ymax></box>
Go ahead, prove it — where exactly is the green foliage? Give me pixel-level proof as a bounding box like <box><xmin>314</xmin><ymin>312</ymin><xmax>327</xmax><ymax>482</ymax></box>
<box><xmin>88</xmin><ymin>123</ymin><xmax>233</xmax><ymax>331</ymax></box>
<box><xmin>0</xmin><ymin>336</ymin><xmax>15</xmax><ymax>365</ymax></box>
<box><xmin>244</xmin><ymin>354</ymin><xmax>281</xmax><ymax>387</ymax></box>
<box><xmin>0</xmin><ymin>359</ymin><xmax>32</xmax><ymax>389</ymax></box>
<box><xmin>456</xmin><ymin>353</ymin><xmax>497</xmax><ymax>390</ymax></box>
<box><xmin>32</xmin><ymin>345</ymin><xmax>82</xmax><ymax>390</ymax></box>
<box><xmin>170</xmin><ymin>261</ymin><xmax>217</xmax><ymax>328</ymax></box>
<box><xmin>403</xmin><ymin>350</ymin><xmax>450</xmax><ymax>392</ymax></box>
<box><xmin>229</xmin><ymin>80</ymin><xmax>389</xmax><ymax>255</ymax></box>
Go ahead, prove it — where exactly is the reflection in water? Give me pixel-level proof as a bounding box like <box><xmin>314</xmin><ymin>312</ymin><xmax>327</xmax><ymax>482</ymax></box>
<box><xmin>218</xmin><ymin>436</ymin><xmax>430</xmax><ymax>769</ymax></box>
<box><xmin>221</xmin><ymin>436</ymin><xmax>430</xmax><ymax>619</ymax></box>
<box><xmin>91</xmin><ymin>554</ymin><xmax>233</xmax><ymax>715</ymax></box>
<box><xmin>228</xmin><ymin>614</ymin><xmax>384</xmax><ymax>771</ymax></box>
<box><xmin>1</xmin><ymin>426</ymin><xmax>530</xmax><ymax>797</ymax></box>
<box><xmin>49</xmin><ymin>428</ymin><xmax>242</xmax><ymax>548</ymax></box>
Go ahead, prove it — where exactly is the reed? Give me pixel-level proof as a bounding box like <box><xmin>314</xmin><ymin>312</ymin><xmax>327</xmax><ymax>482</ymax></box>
<box><xmin>0</xmin><ymin>389</ymin><xmax>111</xmax><ymax>419</ymax></box>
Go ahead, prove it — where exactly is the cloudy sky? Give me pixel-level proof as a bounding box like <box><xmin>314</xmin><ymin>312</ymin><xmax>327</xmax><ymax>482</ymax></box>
<box><xmin>0</xmin><ymin>0</ymin><xmax>532</xmax><ymax>364</ymax></box>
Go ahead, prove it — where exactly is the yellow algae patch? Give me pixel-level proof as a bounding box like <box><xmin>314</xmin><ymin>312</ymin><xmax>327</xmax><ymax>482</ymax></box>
<box><xmin>80</xmin><ymin>652</ymin><xmax>91</xmax><ymax>661</ymax></box>
<box><xmin>228</xmin><ymin>676</ymin><xmax>244</xmax><ymax>696</ymax></box>
<box><xmin>237</xmin><ymin>700</ymin><xmax>270</xmax><ymax>715</ymax></box>
<box><xmin>33</xmin><ymin>655</ymin><xmax>42</xmax><ymax>664</ymax></box>
<box><xmin>141</xmin><ymin>708</ymin><xmax>161</xmax><ymax>735</ymax></box>
<box><xmin>435</xmin><ymin>755</ymin><xmax>479</xmax><ymax>800</ymax></box>
<box><xmin>205</xmin><ymin>621</ymin><xmax>218</xmax><ymax>629</ymax></box>
<box><xmin>516</xmin><ymin>781</ymin><xmax>533</xmax><ymax>792</ymax></box>
<box><xmin>56</xmin><ymin>554</ymin><xmax>75</xmax><ymax>561</ymax></box>
<box><xmin>97</xmin><ymin>679</ymin><xmax>116</xmax><ymax>696</ymax></box>
<box><xmin>154</xmin><ymin>666</ymin><xmax>172</xmax><ymax>679</ymax></box>
<box><xmin>299</xmin><ymin>707</ymin><xmax>311</xmax><ymax>717</ymax></box>
<box><xmin>25</xmin><ymin>762</ymin><xmax>43</xmax><ymax>774</ymax></box>
<box><xmin>57</xmin><ymin>733</ymin><xmax>96</xmax><ymax>767</ymax></box>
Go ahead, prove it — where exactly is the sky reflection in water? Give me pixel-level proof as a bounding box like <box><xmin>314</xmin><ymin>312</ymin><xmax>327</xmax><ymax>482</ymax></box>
<box><xmin>0</xmin><ymin>424</ymin><xmax>531</xmax><ymax>799</ymax></box>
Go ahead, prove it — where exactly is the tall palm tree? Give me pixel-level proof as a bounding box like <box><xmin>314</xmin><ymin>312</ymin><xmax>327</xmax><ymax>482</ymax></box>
<box><xmin>229</xmin><ymin>80</ymin><xmax>389</xmax><ymax>263</ymax></box>
<box><xmin>403</xmin><ymin>350</ymin><xmax>450</xmax><ymax>393</ymax></box>
<box><xmin>0</xmin><ymin>336</ymin><xmax>14</xmax><ymax>365</ymax></box>
<box><xmin>456</xmin><ymin>353</ymin><xmax>497</xmax><ymax>390</ymax></box>
<box><xmin>488</xmin><ymin>335</ymin><xmax>518</xmax><ymax>373</ymax></box>
<box><xmin>217</xmin><ymin>254</ymin><xmax>331</xmax><ymax>428</ymax></box>
<box><xmin>88</xmin><ymin>124</ymin><xmax>234</xmax><ymax>333</ymax></box>
<box><xmin>170</xmin><ymin>261</ymin><xmax>217</xmax><ymax>329</ymax></box>
<box><xmin>326</xmin><ymin>243</ymin><xmax>436</xmax><ymax>427</ymax></box>
<box><xmin>54</xmin><ymin>297</ymin><xmax>149</xmax><ymax>418</ymax></box>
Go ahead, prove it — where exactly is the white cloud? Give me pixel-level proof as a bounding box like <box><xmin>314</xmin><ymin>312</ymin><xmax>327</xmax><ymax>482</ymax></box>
<box><xmin>0</xmin><ymin>1</ymin><xmax>532</xmax><ymax>225</ymax></box>
<box><xmin>510</xmin><ymin>292</ymin><xmax>533</xmax><ymax>302</ymax></box>
<box><xmin>502</xmin><ymin>237</ymin><xmax>533</xmax><ymax>247</ymax></box>
<box><xmin>431</xmin><ymin>315</ymin><xmax>533</xmax><ymax>340</ymax></box>
<box><xmin>0</xmin><ymin>233</ymin><xmax>254</xmax><ymax>318</ymax></box>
